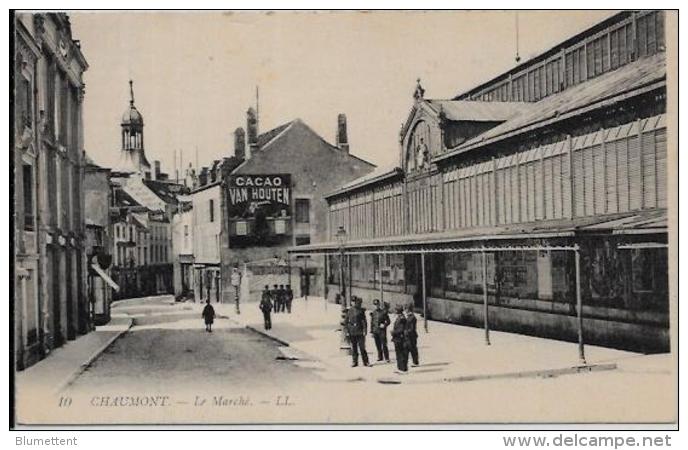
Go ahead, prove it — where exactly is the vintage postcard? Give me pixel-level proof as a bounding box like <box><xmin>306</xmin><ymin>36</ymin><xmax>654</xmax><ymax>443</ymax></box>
<box><xmin>11</xmin><ymin>9</ymin><xmax>678</xmax><ymax>427</ymax></box>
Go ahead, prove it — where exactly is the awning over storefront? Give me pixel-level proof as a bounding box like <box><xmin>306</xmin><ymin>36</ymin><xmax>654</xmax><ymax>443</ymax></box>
<box><xmin>289</xmin><ymin>209</ymin><xmax>667</xmax><ymax>256</ymax></box>
<box><xmin>91</xmin><ymin>264</ymin><xmax>120</xmax><ymax>292</ymax></box>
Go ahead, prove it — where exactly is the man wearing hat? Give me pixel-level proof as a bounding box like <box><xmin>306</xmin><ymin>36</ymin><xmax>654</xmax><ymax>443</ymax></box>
<box><xmin>404</xmin><ymin>304</ymin><xmax>419</xmax><ymax>366</ymax></box>
<box><xmin>370</xmin><ymin>299</ymin><xmax>391</xmax><ymax>362</ymax></box>
<box><xmin>391</xmin><ymin>305</ymin><xmax>408</xmax><ymax>372</ymax></box>
<box><xmin>345</xmin><ymin>296</ymin><xmax>370</xmax><ymax>367</ymax></box>
<box><xmin>259</xmin><ymin>285</ymin><xmax>273</xmax><ymax>330</ymax></box>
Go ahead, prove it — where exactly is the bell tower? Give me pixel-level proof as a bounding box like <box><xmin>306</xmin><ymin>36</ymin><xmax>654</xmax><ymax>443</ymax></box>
<box><xmin>116</xmin><ymin>80</ymin><xmax>151</xmax><ymax>177</ymax></box>
<box><xmin>122</xmin><ymin>80</ymin><xmax>144</xmax><ymax>152</ymax></box>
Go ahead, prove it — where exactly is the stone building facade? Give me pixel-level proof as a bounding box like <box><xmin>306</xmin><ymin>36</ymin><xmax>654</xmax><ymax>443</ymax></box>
<box><xmin>172</xmin><ymin>201</ymin><xmax>193</xmax><ymax>298</ymax></box>
<box><xmin>84</xmin><ymin>158</ymin><xmax>115</xmax><ymax>325</ymax></box>
<box><xmin>14</xmin><ymin>13</ymin><xmax>89</xmax><ymax>370</ymax></box>
<box><xmin>219</xmin><ymin>109</ymin><xmax>376</xmax><ymax>303</ymax></box>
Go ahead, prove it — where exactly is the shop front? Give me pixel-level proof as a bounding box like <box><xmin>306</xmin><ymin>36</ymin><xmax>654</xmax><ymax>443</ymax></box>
<box><xmin>292</xmin><ymin>211</ymin><xmax>668</xmax><ymax>354</ymax></box>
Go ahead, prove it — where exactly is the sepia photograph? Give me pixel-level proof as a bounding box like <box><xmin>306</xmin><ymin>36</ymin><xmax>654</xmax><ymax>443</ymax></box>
<box><xmin>10</xmin><ymin>8</ymin><xmax>678</xmax><ymax>428</ymax></box>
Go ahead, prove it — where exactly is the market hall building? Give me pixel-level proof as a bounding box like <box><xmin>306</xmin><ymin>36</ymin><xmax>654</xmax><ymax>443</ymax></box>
<box><xmin>291</xmin><ymin>10</ymin><xmax>670</xmax><ymax>353</ymax></box>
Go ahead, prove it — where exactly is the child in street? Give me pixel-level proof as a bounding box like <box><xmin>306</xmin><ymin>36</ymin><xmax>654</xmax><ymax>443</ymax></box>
<box><xmin>202</xmin><ymin>300</ymin><xmax>215</xmax><ymax>332</ymax></box>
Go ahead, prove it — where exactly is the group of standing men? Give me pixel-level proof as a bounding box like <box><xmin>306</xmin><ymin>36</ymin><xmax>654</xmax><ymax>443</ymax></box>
<box><xmin>259</xmin><ymin>284</ymin><xmax>294</xmax><ymax>330</ymax></box>
<box><xmin>345</xmin><ymin>297</ymin><xmax>420</xmax><ymax>373</ymax></box>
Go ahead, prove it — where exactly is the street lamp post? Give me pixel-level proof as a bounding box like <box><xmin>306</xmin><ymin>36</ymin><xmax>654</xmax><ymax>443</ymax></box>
<box><xmin>336</xmin><ymin>226</ymin><xmax>350</xmax><ymax>351</ymax></box>
<box><xmin>230</xmin><ymin>265</ymin><xmax>241</xmax><ymax>314</ymax></box>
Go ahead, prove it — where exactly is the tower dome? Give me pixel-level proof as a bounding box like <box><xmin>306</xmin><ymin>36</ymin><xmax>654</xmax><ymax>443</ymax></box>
<box><xmin>121</xmin><ymin>80</ymin><xmax>143</xmax><ymax>125</ymax></box>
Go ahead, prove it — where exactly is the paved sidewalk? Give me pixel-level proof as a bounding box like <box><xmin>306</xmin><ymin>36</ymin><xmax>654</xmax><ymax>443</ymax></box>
<box><xmin>212</xmin><ymin>296</ymin><xmax>661</xmax><ymax>385</ymax></box>
<box><xmin>15</xmin><ymin>314</ymin><xmax>133</xmax><ymax>395</ymax></box>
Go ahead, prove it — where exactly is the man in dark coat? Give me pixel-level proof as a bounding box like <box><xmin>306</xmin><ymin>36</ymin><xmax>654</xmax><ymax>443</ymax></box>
<box><xmin>404</xmin><ymin>304</ymin><xmax>419</xmax><ymax>366</ymax></box>
<box><xmin>345</xmin><ymin>297</ymin><xmax>370</xmax><ymax>367</ymax></box>
<box><xmin>370</xmin><ymin>299</ymin><xmax>390</xmax><ymax>362</ymax></box>
<box><xmin>260</xmin><ymin>285</ymin><xmax>273</xmax><ymax>330</ymax></box>
<box><xmin>202</xmin><ymin>300</ymin><xmax>215</xmax><ymax>332</ymax></box>
<box><xmin>391</xmin><ymin>305</ymin><xmax>408</xmax><ymax>372</ymax></box>
<box><xmin>285</xmin><ymin>284</ymin><xmax>294</xmax><ymax>313</ymax></box>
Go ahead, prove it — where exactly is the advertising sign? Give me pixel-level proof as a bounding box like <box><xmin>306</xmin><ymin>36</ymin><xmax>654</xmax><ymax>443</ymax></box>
<box><xmin>226</xmin><ymin>174</ymin><xmax>292</xmax><ymax>246</ymax></box>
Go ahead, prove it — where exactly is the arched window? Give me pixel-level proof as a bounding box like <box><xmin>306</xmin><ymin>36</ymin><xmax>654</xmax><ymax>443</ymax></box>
<box><xmin>406</xmin><ymin>120</ymin><xmax>432</xmax><ymax>172</ymax></box>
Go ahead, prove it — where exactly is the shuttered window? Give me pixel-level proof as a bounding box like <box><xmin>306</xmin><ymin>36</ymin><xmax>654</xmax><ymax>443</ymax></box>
<box><xmin>535</xmin><ymin>158</ymin><xmax>544</xmax><ymax>220</ymax></box>
<box><xmin>616</xmin><ymin>136</ymin><xmax>630</xmax><ymax>212</ymax></box>
<box><xmin>628</xmin><ymin>130</ymin><xmax>642</xmax><ymax>210</ymax></box>
<box><xmin>582</xmin><ymin>146</ymin><xmax>594</xmax><ymax>216</ymax></box>
<box><xmin>592</xmin><ymin>143</ymin><xmax>606</xmax><ymax>215</ymax></box>
<box><xmin>497</xmin><ymin>169</ymin><xmax>506</xmax><ymax>224</ymax></box>
<box><xmin>605</xmin><ymin>140</ymin><xmax>619</xmax><ymax>213</ymax></box>
<box><xmin>655</xmin><ymin>127</ymin><xmax>667</xmax><ymax>208</ymax></box>
<box><xmin>511</xmin><ymin>164</ymin><xmax>520</xmax><ymax>223</ymax></box>
<box><xmin>573</xmin><ymin>146</ymin><xmax>585</xmax><ymax>217</ymax></box>
<box><xmin>518</xmin><ymin>162</ymin><xmax>527</xmax><ymax>222</ymax></box>
<box><xmin>543</xmin><ymin>157</ymin><xmax>553</xmax><ymax>219</ymax></box>
<box><xmin>642</xmin><ymin>124</ymin><xmax>657</xmax><ymax>209</ymax></box>
<box><xmin>552</xmin><ymin>155</ymin><xmax>562</xmax><ymax>219</ymax></box>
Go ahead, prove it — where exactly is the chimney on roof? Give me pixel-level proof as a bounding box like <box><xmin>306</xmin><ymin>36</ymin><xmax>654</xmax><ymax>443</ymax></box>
<box><xmin>247</xmin><ymin>107</ymin><xmax>258</xmax><ymax>158</ymax></box>
<box><xmin>154</xmin><ymin>160</ymin><xmax>161</xmax><ymax>180</ymax></box>
<box><xmin>336</xmin><ymin>113</ymin><xmax>349</xmax><ymax>153</ymax></box>
<box><xmin>199</xmin><ymin>167</ymin><xmax>208</xmax><ymax>186</ymax></box>
<box><xmin>234</xmin><ymin>127</ymin><xmax>246</xmax><ymax>161</ymax></box>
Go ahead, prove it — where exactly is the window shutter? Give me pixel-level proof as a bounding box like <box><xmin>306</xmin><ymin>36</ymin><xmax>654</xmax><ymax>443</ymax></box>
<box><xmin>442</xmin><ymin>182</ymin><xmax>450</xmax><ymax>230</ymax></box>
<box><xmin>544</xmin><ymin>157</ymin><xmax>554</xmax><ymax>219</ymax></box>
<box><xmin>593</xmin><ymin>143</ymin><xmax>606</xmax><ymax>215</ymax></box>
<box><xmin>655</xmin><ymin>126</ymin><xmax>668</xmax><ymax>208</ymax></box>
<box><xmin>485</xmin><ymin>171</ymin><xmax>493</xmax><ymax>225</ymax></box>
<box><xmin>562</xmin><ymin>146</ymin><xmax>572</xmax><ymax>218</ymax></box>
<box><xmin>482</xmin><ymin>171</ymin><xmax>490</xmax><ymax>226</ymax></box>
<box><xmin>496</xmin><ymin>168</ymin><xmax>505</xmax><ymax>224</ymax></box>
<box><xmin>535</xmin><ymin>156</ymin><xmax>545</xmax><ymax>220</ymax></box>
<box><xmin>628</xmin><ymin>125</ymin><xmax>642</xmax><ymax>210</ymax></box>
<box><xmin>504</xmin><ymin>166</ymin><xmax>512</xmax><ymax>224</ymax></box>
<box><xmin>512</xmin><ymin>163</ymin><xmax>520</xmax><ymax>223</ymax></box>
<box><xmin>583</xmin><ymin>145</ymin><xmax>595</xmax><ymax>216</ymax></box>
<box><xmin>606</xmin><ymin>137</ymin><xmax>619</xmax><ymax>214</ymax></box>
<box><xmin>467</xmin><ymin>175</ymin><xmax>475</xmax><ymax>227</ymax></box>
<box><xmin>642</xmin><ymin>121</ymin><xmax>657</xmax><ymax>209</ymax></box>
<box><xmin>473</xmin><ymin>175</ymin><xmax>481</xmax><ymax>227</ymax></box>
<box><xmin>519</xmin><ymin>161</ymin><xmax>528</xmax><ymax>222</ymax></box>
<box><xmin>637</xmin><ymin>14</ymin><xmax>648</xmax><ymax>57</ymax></box>
<box><xmin>529</xmin><ymin>162</ymin><xmax>537</xmax><ymax>222</ymax></box>
<box><xmin>573</xmin><ymin>146</ymin><xmax>586</xmax><ymax>217</ymax></box>
<box><xmin>616</xmin><ymin>135</ymin><xmax>630</xmax><ymax>212</ymax></box>
<box><xmin>552</xmin><ymin>155</ymin><xmax>563</xmax><ymax>219</ymax></box>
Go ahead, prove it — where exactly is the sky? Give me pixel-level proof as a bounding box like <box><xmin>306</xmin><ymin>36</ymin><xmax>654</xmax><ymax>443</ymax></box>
<box><xmin>70</xmin><ymin>10</ymin><xmax>614</xmax><ymax>175</ymax></box>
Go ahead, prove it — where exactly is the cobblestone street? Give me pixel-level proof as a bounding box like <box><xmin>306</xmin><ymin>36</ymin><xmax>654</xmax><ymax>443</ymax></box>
<box><xmin>14</xmin><ymin>296</ymin><xmax>676</xmax><ymax>425</ymax></box>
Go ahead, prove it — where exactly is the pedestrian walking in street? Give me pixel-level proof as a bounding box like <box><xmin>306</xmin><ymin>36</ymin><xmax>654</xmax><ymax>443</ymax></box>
<box><xmin>272</xmin><ymin>284</ymin><xmax>280</xmax><ymax>313</ymax></box>
<box><xmin>278</xmin><ymin>285</ymin><xmax>287</xmax><ymax>313</ymax></box>
<box><xmin>345</xmin><ymin>296</ymin><xmax>370</xmax><ymax>367</ymax></box>
<box><xmin>285</xmin><ymin>284</ymin><xmax>294</xmax><ymax>313</ymax></box>
<box><xmin>370</xmin><ymin>299</ymin><xmax>390</xmax><ymax>362</ymax></box>
<box><xmin>391</xmin><ymin>305</ymin><xmax>408</xmax><ymax>373</ymax></box>
<box><xmin>202</xmin><ymin>300</ymin><xmax>215</xmax><ymax>332</ymax></box>
<box><xmin>260</xmin><ymin>285</ymin><xmax>273</xmax><ymax>330</ymax></box>
<box><xmin>404</xmin><ymin>304</ymin><xmax>419</xmax><ymax>366</ymax></box>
